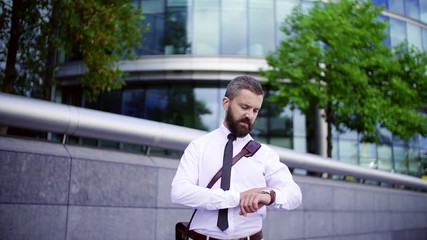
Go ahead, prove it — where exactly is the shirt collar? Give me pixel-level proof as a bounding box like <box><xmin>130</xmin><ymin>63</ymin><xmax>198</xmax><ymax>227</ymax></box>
<box><xmin>219</xmin><ymin>123</ymin><xmax>253</xmax><ymax>144</ymax></box>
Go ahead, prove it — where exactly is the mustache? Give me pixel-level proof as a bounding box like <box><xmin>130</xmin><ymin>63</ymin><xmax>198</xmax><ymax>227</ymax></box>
<box><xmin>239</xmin><ymin>117</ymin><xmax>251</xmax><ymax>125</ymax></box>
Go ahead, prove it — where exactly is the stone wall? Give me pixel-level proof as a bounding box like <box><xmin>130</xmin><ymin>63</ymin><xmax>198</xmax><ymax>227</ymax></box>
<box><xmin>1</xmin><ymin>136</ymin><xmax>426</xmax><ymax>240</ymax></box>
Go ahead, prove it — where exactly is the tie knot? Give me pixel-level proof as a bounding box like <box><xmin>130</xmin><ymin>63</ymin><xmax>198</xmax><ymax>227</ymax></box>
<box><xmin>227</xmin><ymin>133</ymin><xmax>236</xmax><ymax>141</ymax></box>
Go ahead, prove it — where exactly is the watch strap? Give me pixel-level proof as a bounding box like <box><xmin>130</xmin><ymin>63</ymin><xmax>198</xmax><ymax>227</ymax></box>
<box><xmin>262</xmin><ymin>189</ymin><xmax>276</xmax><ymax>205</ymax></box>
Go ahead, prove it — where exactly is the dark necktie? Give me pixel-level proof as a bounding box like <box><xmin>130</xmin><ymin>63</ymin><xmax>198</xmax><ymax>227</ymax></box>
<box><xmin>217</xmin><ymin>133</ymin><xmax>236</xmax><ymax>231</ymax></box>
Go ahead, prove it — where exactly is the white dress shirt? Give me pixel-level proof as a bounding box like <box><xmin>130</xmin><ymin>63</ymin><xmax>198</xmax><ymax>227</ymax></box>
<box><xmin>171</xmin><ymin>124</ymin><xmax>302</xmax><ymax>239</ymax></box>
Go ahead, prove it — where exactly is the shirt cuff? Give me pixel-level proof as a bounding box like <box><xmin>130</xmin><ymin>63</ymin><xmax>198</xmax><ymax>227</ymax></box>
<box><xmin>228</xmin><ymin>190</ymin><xmax>241</xmax><ymax>207</ymax></box>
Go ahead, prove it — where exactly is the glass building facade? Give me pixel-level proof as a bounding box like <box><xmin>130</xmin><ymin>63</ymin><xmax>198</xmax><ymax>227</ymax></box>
<box><xmin>57</xmin><ymin>0</ymin><xmax>427</xmax><ymax>178</ymax></box>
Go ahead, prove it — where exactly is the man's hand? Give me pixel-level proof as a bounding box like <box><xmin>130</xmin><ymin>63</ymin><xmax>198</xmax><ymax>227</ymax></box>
<box><xmin>239</xmin><ymin>188</ymin><xmax>271</xmax><ymax>216</ymax></box>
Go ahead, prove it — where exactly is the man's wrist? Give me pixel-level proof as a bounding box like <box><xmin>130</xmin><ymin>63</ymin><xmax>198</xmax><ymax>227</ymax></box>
<box><xmin>261</xmin><ymin>188</ymin><xmax>276</xmax><ymax>205</ymax></box>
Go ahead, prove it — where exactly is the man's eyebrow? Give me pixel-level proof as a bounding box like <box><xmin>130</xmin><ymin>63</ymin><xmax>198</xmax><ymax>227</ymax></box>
<box><xmin>240</xmin><ymin>103</ymin><xmax>261</xmax><ymax>110</ymax></box>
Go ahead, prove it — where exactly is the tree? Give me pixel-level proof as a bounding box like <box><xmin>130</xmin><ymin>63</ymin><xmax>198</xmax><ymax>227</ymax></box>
<box><xmin>260</xmin><ymin>0</ymin><xmax>427</xmax><ymax>158</ymax></box>
<box><xmin>0</xmin><ymin>0</ymin><xmax>146</xmax><ymax>101</ymax></box>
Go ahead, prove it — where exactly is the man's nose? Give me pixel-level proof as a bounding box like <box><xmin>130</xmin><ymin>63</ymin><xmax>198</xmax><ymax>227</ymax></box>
<box><xmin>244</xmin><ymin>111</ymin><xmax>253</xmax><ymax>119</ymax></box>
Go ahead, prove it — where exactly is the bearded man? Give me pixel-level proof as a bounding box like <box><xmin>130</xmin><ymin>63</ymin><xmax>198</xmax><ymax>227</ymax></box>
<box><xmin>171</xmin><ymin>76</ymin><xmax>302</xmax><ymax>240</ymax></box>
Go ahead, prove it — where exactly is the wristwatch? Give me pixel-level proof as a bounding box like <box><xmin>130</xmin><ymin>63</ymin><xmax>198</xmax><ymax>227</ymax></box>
<box><xmin>260</xmin><ymin>188</ymin><xmax>276</xmax><ymax>205</ymax></box>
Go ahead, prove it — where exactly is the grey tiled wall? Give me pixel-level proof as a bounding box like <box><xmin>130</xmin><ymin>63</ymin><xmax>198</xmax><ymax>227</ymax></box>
<box><xmin>1</xmin><ymin>136</ymin><xmax>426</xmax><ymax>240</ymax></box>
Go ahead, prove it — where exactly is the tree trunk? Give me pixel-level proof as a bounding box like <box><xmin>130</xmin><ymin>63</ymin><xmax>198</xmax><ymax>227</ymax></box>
<box><xmin>43</xmin><ymin>0</ymin><xmax>61</xmax><ymax>100</ymax></box>
<box><xmin>3</xmin><ymin>0</ymin><xmax>24</xmax><ymax>94</ymax></box>
<box><xmin>326</xmin><ymin>104</ymin><xmax>333</xmax><ymax>158</ymax></box>
<box><xmin>306</xmin><ymin>102</ymin><xmax>327</xmax><ymax>157</ymax></box>
<box><xmin>306</xmin><ymin>103</ymin><xmax>317</xmax><ymax>155</ymax></box>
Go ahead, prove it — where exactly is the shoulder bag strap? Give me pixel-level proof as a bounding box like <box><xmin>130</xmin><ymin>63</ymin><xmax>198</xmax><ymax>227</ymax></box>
<box><xmin>206</xmin><ymin>140</ymin><xmax>261</xmax><ymax>189</ymax></box>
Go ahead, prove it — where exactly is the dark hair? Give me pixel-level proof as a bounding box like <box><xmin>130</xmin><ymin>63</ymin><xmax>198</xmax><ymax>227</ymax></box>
<box><xmin>224</xmin><ymin>76</ymin><xmax>264</xmax><ymax>100</ymax></box>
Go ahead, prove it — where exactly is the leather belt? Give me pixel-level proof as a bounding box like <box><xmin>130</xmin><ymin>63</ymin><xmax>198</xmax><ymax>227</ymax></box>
<box><xmin>188</xmin><ymin>230</ymin><xmax>262</xmax><ymax>240</ymax></box>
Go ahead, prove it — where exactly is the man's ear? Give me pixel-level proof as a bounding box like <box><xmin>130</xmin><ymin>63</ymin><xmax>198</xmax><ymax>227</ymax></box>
<box><xmin>222</xmin><ymin>96</ymin><xmax>229</xmax><ymax>111</ymax></box>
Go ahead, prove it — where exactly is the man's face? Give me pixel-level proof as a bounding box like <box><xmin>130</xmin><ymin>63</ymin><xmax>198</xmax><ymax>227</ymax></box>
<box><xmin>223</xmin><ymin>89</ymin><xmax>263</xmax><ymax>137</ymax></box>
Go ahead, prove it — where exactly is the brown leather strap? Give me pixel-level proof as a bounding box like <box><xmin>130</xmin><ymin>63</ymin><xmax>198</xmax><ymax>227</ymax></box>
<box><xmin>207</xmin><ymin>140</ymin><xmax>261</xmax><ymax>189</ymax></box>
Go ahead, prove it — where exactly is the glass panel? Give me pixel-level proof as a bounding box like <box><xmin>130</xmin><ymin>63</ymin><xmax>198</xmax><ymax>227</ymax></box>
<box><xmin>269</xmin><ymin>105</ymin><xmax>293</xmax><ymax>148</ymax></box>
<box><xmin>276</xmin><ymin>0</ymin><xmax>299</xmax><ymax>44</ymax></box>
<box><xmin>121</xmin><ymin>143</ymin><xmax>146</xmax><ymax>153</ymax></box>
<box><xmin>388</xmin><ymin>0</ymin><xmax>404</xmax><ymax>15</ymax></box>
<box><xmin>139</xmin><ymin>0</ymin><xmax>165</xmax><ymax>55</ymax></box>
<box><xmin>372</xmin><ymin>0</ymin><xmax>387</xmax><ymax>7</ymax></box>
<box><xmin>389</xmin><ymin>18</ymin><xmax>407</xmax><ymax>47</ymax></box>
<box><xmin>194</xmin><ymin>85</ymin><xmax>222</xmax><ymax>131</ymax></box>
<box><xmin>300</xmin><ymin>1</ymin><xmax>315</xmax><ymax>14</ymax></box>
<box><xmin>293</xmin><ymin>108</ymin><xmax>306</xmax><ymax>136</ymax></box>
<box><xmin>421</xmin><ymin>135</ymin><xmax>427</xmax><ymax>149</ymax></box>
<box><xmin>332</xmin><ymin>139</ymin><xmax>339</xmax><ymax>159</ymax></box>
<box><xmin>377</xmin><ymin>144</ymin><xmax>392</xmax><ymax>171</ymax></box>
<box><xmin>360</xmin><ymin>143</ymin><xmax>377</xmax><ymax>168</ymax></box>
<box><xmin>393</xmin><ymin>145</ymin><xmax>408</xmax><ymax>174</ymax></box>
<box><xmin>168</xmin><ymin>83</ymin><xmax>195</xmax><ymax>128</ymax></box>
<box><xmin>270</xmin><ymin>136</ymin><xmax>292</xmax><ymax>149</ymax></box>
<box><xmin>218</xmin><ymin>81</ymin><xmax>227</xmax><ymax>122</ymax></box>
<box><xmin>421</xmin><ymin>0</ymin><xmax>427</xmax><ymax>23</ymax></box>
<box><xmin>379</xmin><ymin>128</ymin><xmax>393</xmax><ymax>145</ymax></box>
<box><xmin>294</xmin><ymin>136</ymin><xmax>307</xmax><ymax>153</ymax></box>
<box><xmin>85</xmin><ymin>91</ymin><xmax>122</xmax><ymax>114</ymax></box>
<box><xmin>249</xmin><ymin>0</ymin><xmax>275</xmax><ymax>56</ymax></box>
<box><xmin>99</xmin><ymin>139</ymin><xmax>120</xmax><ymax>149</ymax></box>
<box><xmin>144</xmin><ymin>86</ymin><xmax>169</xmax><ymax>122</ymax></box>
<box><xmin>408</xmin><ymin>147</ymin><xmax>420</xmax><ymax>176</ymax></box>
<box><xmin>138</xmin><ymin>82</ymin><xmax>210</xmax><ymax>130</ymax></box>
<box><xmin>164</xmin><ymin>0</ymin><xmax>190</xmax><ymax>54</ymax></box>
<box><xmin>422</xmin><ymin>28</ymin><xmax>427</xmax><ymax>51</ymax></box>
<box><xmin>405</xmin><ymin>0</ymin><xmax>420</xmax><ymax>20</ymax></box>
<box><xmin>392</xmin><ymin>135</ymin><xmax>405</xmax><ymax>146</ymax></box>
<box><xmin>380</xmin><ymin>15</ymin><xmax>391</xmax><ymax>47</ymax></box>
<box><xmin>193</xmin><ymin>0</ymin><xmax>220</xmax><ymax>54</ymax></box>
<box><xmin>421</xmin><ymin>147</ymin><xmax>427</xmax><ymax>176</ymax></box>
<box><xmin>407</xmin><ymin>135</ymin><xmax>420</xmax><ymax>147</ymax></box>
<box><xmin>338</xmin><ymin>140</ymin><xmax>358</xmax><ymax>165</ymax></box>
<box><xmin>122</xmin><ymin>89</ymin><xmax>146</xmax><ymax>118</ymax></box>
<box><xmin>254</xmin><ymin>111</ymin><xmax>268</xmax><ymax>144</ymax></box>
<box><xmin>339</xmin><ymin>129</ymin><xmax>358</xmax><ymax>140</ymax></box>
<box><xmin>221</xmin><ymin>0</ymin><xmax>247</xmax><ymax>55</ymax></box>
<box><xmin>407</xmin><ymin>23</ymin><xmax>423</xmax><ymax>50</ymax></box>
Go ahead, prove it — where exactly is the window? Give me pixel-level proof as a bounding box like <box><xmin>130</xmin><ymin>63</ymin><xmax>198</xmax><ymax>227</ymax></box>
<box><xmin>221</xmin><ymin>0</ymin><xmax>247</xmax><ymax>55</ymax></box>
<box><xmin>144</xmin><ymin>87</ymin><xmax>169</xmax><ymax>122</ymax></box>
<box><xmin>407</xmin><ymin>23</ymin><xmax>423</xmax><ymax>50</ymax></box>
<box><xmin>405</xmin><ymin>0</ymin><xmax>420</xmax><ymax>20</ymax></box>
<box><xmin>389</xmin><ymin>18</ymin><xmax>407</xmax><ymax>47</ymax></box>
<box><xmin>421</xmin><ymin>0</ymin><xmax>427</xmax><ymax>23</ymax></box>
<box><xmin>194</xmin><ymin>84</ymin><xmax>223</xmax><ymax>131</ymax></box>
<box><xmin>338</xmin><ymin>140</ymin><xmax>359</xmax><ymax>165</ymax></box>
<box><xmin>249</xmin><ymin>0</ymin><xmax>275</xmax><ymax>56</ymax></box>
<box><xmin>372</xmin><ymin>0</ymin><xmax>387</xmax><ymax>7</ymax></box>
<box><xmin>164</xmin><ymin>0</ymin><xmax>190</xmax><ymax>54</ymax></box>
<box><xmin>138</xmin><ymin>0</ymin><xmax>165</xmax><ymax>55</ymax></box>
<box><xmin>393</xmin><ymin>145</ymin><xmax>408</xmax><ymax>174</ymax></box>
<box><xmin>122</xmin><ymin>89</ymin><xmax>146</xmax><ymax>118</ymax></box>
<box><xmin>193</xmin><ymin>0</ymin><xmax>220</xmax><ymax>54</ymax></box>
<box><xmin>388</xmin><ymin>0</ymin><xmax>404</xmax><ymax>15</ymax></box>
<box><xmin>360</xmin><ymin>143</ymin><xmax>377</xmax><ymax>169</ymax></box>
<box><xmin>408</xmin><ymin>147</ymin><xmax>420</xmax><ymax>176</ymax></box>
<box><xmin>275</xmin><ymin>0</ymin><xmax>299</xmax><ymax>45</ymax></box>
<box><xmin>377</xmin><ymin>144</ymin><xmax>392</xmax><ymax>171</ymax></box>
<box><xmin>422</xmin><ymin>28</ymin><xmax>427</xmax><ymax>51</ymax></box>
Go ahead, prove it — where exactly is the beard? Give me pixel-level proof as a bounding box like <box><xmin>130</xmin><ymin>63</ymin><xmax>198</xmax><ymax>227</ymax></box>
<box><xmin>225</xmin><ymin>106</ymin><xmax>253</xmax><ymax>138</ymax></box>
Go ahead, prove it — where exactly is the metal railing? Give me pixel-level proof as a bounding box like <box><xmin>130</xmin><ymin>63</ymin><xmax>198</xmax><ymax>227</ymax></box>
<box><xmin>1</xmin><ymin>92</ymin><xmax>426</xmax><ymax>191</ymax></box>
